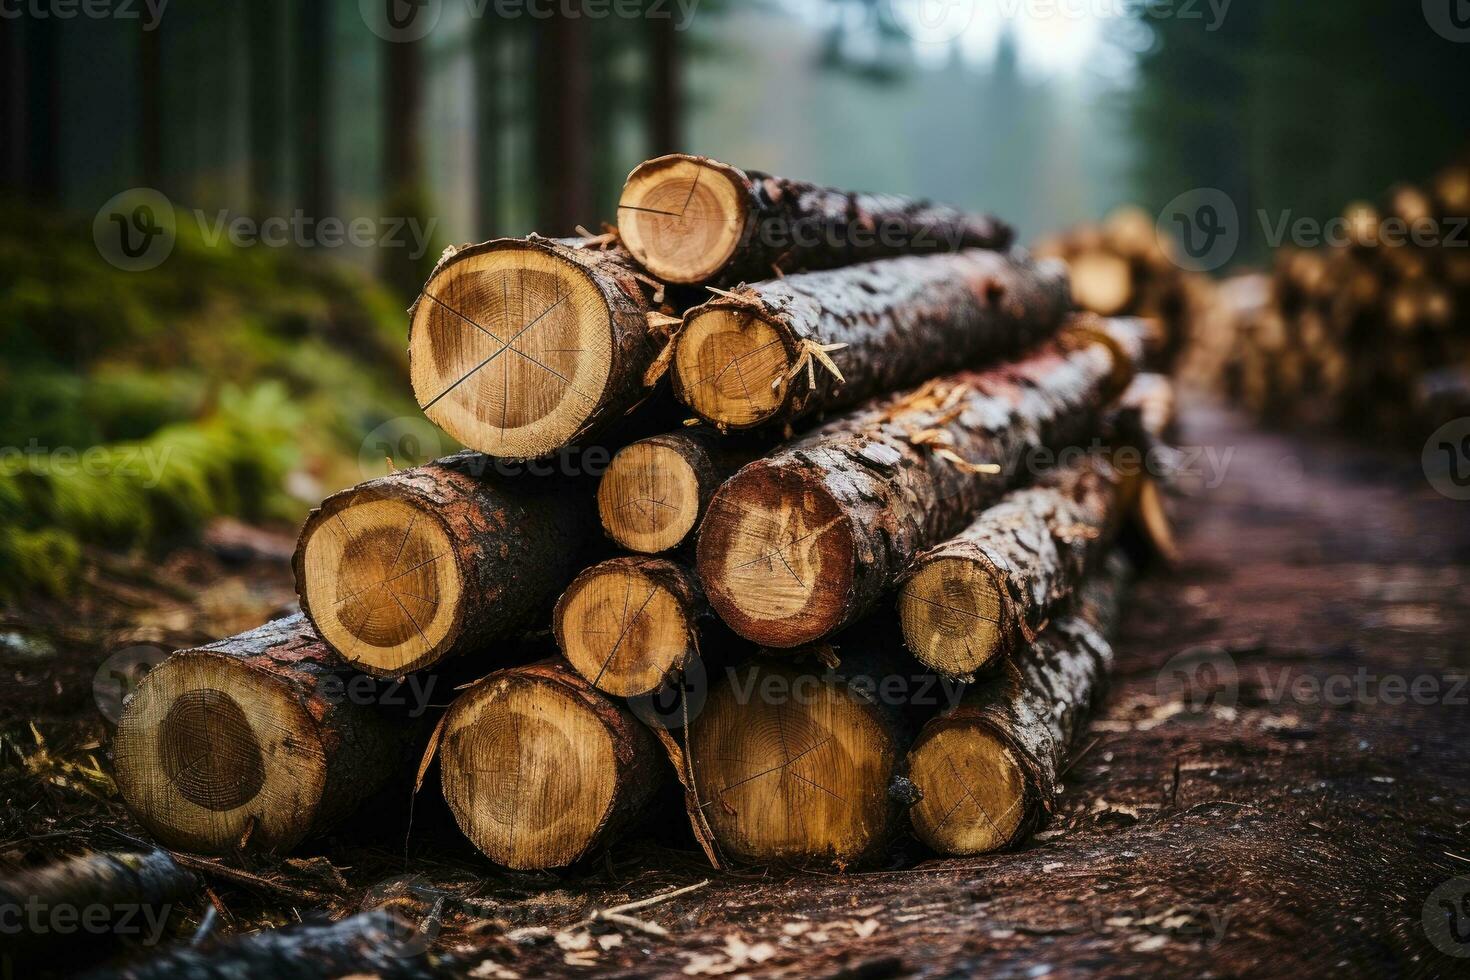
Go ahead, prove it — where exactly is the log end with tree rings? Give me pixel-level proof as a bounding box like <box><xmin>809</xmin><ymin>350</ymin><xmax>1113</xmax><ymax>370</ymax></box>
<box><xmin>554</xmin><ymin>557</ymin><xmax>698</xmax><ymax>698</ymax></box>
<box><xmin>897</xmin><ymin>557</ymin><xmax>1008</xmax><ymax>678</ymax></box>
<box><xmin>1067</xmin><ymin>249</ymin><xmax>1133</xmax><ymax>317</ymax></box>
<box><xmin>696</xmin><ymin>462</ymin><xmax>855</xmax><ymax>648</ymax></box>
<box><xmin>114</xmin><ymin>652</ymin><xmax>330</xmax><ymax>855</ymax></box>
<box><xmin>408</xmin><ymin>239</ymin><xmax>623</xmax><ymax>459</ymax></box>
<box><xmin>672</xmin><ymin>304</ymin><xmax>794</xmax><ymax>428</ymax></box>
<box><xmin>597</xmin><ymin>439</ymin><xmax>705</xmax><ymax>553</ymax></box>
<box><xmin>689</xmin><ymin>662</ymin><xmax>898</xmax><ymax>865</ymax></box>
<box><xmin>906</xmin><ymin>719</ymin><xmax>1028</xmax><ymax>855</ymax></box>
<box><xmin>297</xmin><ymin>489</ymin><xmax>464</xmax><ymax>677</ymax></box>
<box><xmin>616</xmin><ymin>154</ymin><xmax>748</xmax><ymax>285</ymax></box>
<box><xmin>439</xmin><ymin>665</ymin><xmax>658</xmax><ymax>870</ymax></box>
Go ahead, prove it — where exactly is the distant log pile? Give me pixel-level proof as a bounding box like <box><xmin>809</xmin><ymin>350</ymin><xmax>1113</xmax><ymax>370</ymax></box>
<box><xmin>108</xmin><ymin>154</ymin><xmax>1181</xmax><ymax>949</ymax></box>
<box><xmin>1201</xmin><ymin>160</ymin><xmax>1470</xmax><ymax>437</ymax></box>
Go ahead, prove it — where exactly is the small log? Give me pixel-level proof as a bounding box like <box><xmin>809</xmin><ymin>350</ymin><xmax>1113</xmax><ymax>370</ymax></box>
<box><xmin>294</xmin><ymin>452</ymin><xmax>587</xmax><ymax>677</ymax></box>
<box><xmin>0</xmin><ymin>850</ymin><xmax>198</xmax><ymax>963</ymax></box>
<box><xmin>696</xmin><ymin>319</ymin><xmax>1142</xmax><ymax>648</ymax></box>
<box><xmin>670</xmin><ymin>249</ymin><xmax>1070</xmax><ymax>429</ymax></box>
<box><xmin>439</xmin><ymin>661</ymin><xmax>661</xmax><ymax>870</ymax></box>
<box><xmin>553</xmin><ymin>556</ymin><xmax>704</xmax><ymax>698</ymax></box>
<box><xmin>407</xmin><ymin>236</ymin><xmax>668</xmax><ymax>460</ymax></box>
<box><xmin>906</xmin><ymin>555</ymin><xmax>1128</xmax><ymax>856</ymax></box>
<box><xmin>113</xmin><ymin>616</ymin><xmax>424</xmax><ymax>855</ymax></box>
<box><xmin>616</xmin><ymin>153</ymin><xmax>1013</xmax><ymax>286</ymax></box>
<box><xmin>596</xmin><ymin>428</ymin><xmax>749</xmax><ymax>554</ymax></box>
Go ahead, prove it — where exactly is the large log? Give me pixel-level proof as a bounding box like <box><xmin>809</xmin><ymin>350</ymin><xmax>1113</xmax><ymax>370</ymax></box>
<box><xmin>294</xmin><ymin>452</ymin><xmax>587</xmax><ymax>677</ymax></box>
<box><xmin>553</xmin><ymin>555</ymin><xmax>704</xmax><ymax>698</ymax></box>
<box><xmin>439</xmin><ymin>661</ymin><xmax>662</xmax><ymax>870</ymax></box>
<box><xmin>906</xmin><ymin>556</ymin><xmax>1128</xmax><ymax>856</ymax></box>
<box><xmin>670</xmin><ymin>249</ymin><xmax>1070</xmax><ymax>429</ymax></box>
<box><xmin>696</xmin><ymin>319</ymin><xmax>1143</xmax><ymax>648</ymax></box>
<box><xmin>407</xmin><ymin>236</ymin><xmax>670</xmax><ymax>460</ymax></box>
<box><xmin>897</xmin><ymin>374</ymin><xmax>1176</xmax><ymax>680</ymax></box>
<box><xmin>595</xmin><ymin>428</ymin><xmax>751</xmax><ymax>554</ymax></box>
<box><xmin>113</xmin><ymin>616</ymin><xmax>426</xmax><ymax>855</ymax></box>
<box><xmin>616</xmin><ymin>153</ymin><xmax>1013</xmax><ymax>286</ymax></box>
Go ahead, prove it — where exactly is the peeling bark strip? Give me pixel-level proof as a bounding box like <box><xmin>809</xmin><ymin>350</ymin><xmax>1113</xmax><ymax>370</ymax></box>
<box><xmin>906</xmin><ymin>556</ymin><xmax>1128</xmax><ymax>856</ymax></box>
<box><xmin>671</xmin><ymin>249</ymin><xmax>1072</xmax><ymax>429</ymax></box>
<box><xmin>114</xmin><ymin>616</ymin><xmax>422</xmax><ymax>856</ymax></box>
<box><xmin>697</xmin><ymin>319</ymin><xmax>1140</xmax><ymax>648</ymax></box>
<box><xmin>553</xmin><ymin>555</ymin><xmax>705</xmax><ymax>698</ymax></box>
<box><xmin>616</xmin><ymin>153</ymin><xmax>1014</xmax><ymax>286</ymax></box>
<box><xmin>596</xmin><ymin>428</ymin><xmax>753</xmax><ymax>553</ymax></box>
<box><xmin>439</xmin><ymin>661</ymin><xmax>661</xmax><ymax>870</ymax></box>
<box><xmin>898</xmin><ymin>372</ymin><xmax>1172</xmax><ymax>681</ymax></box>
<box><xmin>407</xmin><ymin>236</ymin><xmax>669</xmax><ymax>460</ymax></box>
<box><xmin>294</xmin><ymin>451</ymin><xmax>587</xmax><ymax>677</ymax></box>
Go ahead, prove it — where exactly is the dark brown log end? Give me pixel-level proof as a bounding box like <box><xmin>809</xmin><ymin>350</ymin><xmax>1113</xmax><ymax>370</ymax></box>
<box><xmin>597</xmin><ymin>439</ymin><xmax>704</xmax><ymax>553</ymax></box>
<box><xmin>297</xmin><ymin>489</ymin><xmax>463</xmax><ymax>677</ymax></box>
<box><xmin>906</xmin><ymin>720</ymin><xmax>1027</xmax><ymax>855</ymax></box>
<box><xmin>898</xmin><ymin>557</ymin><xmax>1007</xmax><ymax>678</ymax></box>
<box><xmin>408</xmin><ymin>239</ymin><xmax>620</xmax><ymax>458</ymax></box>
<box><xmin>554</xmin><ymin>557</ymin><xmax>697</xmax><ymax>698</ymax></box>
<box><xmin>114</xmin><ymin>652</ymin><xmax>329</xmax><ymax>854</ymax></box>
<box><xmin>617</xmin><ymin>154</ymin><xmax>747</xmax><ymax>284</ymax></box>
<box><xmin>689</xmin><ymin>662</ymin><xmax>897</xmax><ymax>866</ymax></box>
<box><xmin>697</xmin><ymin>462</ymin><xmax>854</xmax><ymax>648</ymax></box>
<box><xmin>672</xmin><ymin>305</ymin><xmax>795</xmax><ymax>428</ymax></box>
<box><xmin>440</xmin><ymin>666</ymin><xmax>656</xmax><ymax>870</ymax></box>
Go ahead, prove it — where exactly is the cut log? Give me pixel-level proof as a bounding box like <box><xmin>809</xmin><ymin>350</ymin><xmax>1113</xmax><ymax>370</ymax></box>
<box><xmin>553</xmin><ymin>556</ymin><xmax>703</xmax><ymax>698</ymax></box>
<box><xmin>407</xmin><ymin>236</ymin><xmax>668</xmax><ymax>460</ymax></box>
<box><xmin>113</xmin><ymin>616</ymin><xmax>424</xmax><ymax>855</ymax></box>
<box><xmin>898</xmin><ymin>372</ymin><xmax>1175</xmax><ymax>680</ymax></box>
<box><xmin>294</xmin><ymin>452</ymin><xmax>587</xmax><ymax>677</ymax></box>
<box><xmin>98</xmin><ymin>909</ymin><xmax>445</xmax><ymax>980</ymax></box>
<box><xmin>596</xmin><ymin>428</ymin><xmax>749</xmax><ymax>553</ymax></box>
<box><xmin>686</xmin><ymin>659</ymin><xmax>901</xmax><ymax>867</ymax></box>
<box><xmin>670</xmin><ymin>249</ymin><xmax>1070</xmax><ymax>429</ymax></box>
<box><xmin>439</xmin><ymin>661</ymin><xmax>661</xmax><ymax>869</ymax></box>
<box><xmin>1067</xmin><ymin>249</ymin><xmax>1132</xmax><ymax>316</ymax></box>
<box><xmin>0</xmin><ymin>850</ymin><xmax>197</xmax><ymax>962</ymax></box>
<box><xmin>906</xmin><ymin>555</ymin><xmax>1128</xmax><ymax>855</ymax></box>
<box><xmin>696</xmin><ymin>319</ymin><xmax>1142</xmax><ymax>648</ymax></box>
<box><xmin>616</xmin><ymin>153</ymin><xmax>1014</xmax><ymax>286</ymax></box>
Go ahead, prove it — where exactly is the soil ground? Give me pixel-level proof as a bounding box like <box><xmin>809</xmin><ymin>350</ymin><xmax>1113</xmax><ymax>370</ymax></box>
<box><xmin>4</xmin><ymin>399</ymin><xmax>1469</xmax><ymax>978</ymax></box>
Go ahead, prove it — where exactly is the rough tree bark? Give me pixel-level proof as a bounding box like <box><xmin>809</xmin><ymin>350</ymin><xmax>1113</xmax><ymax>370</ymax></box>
<box><xmin>439</xmin><ymin>660</ymin><xmax>662</xmax><ymax>870</ymax></box>
<box><xmin>906</xmin><ymin>555</ymin><xmax>1128</xmax><ymax>856</ymax></box>
<box><xmin>898</xmin><ymin>372</ymin><xmax>1174</xmax><ymax>680</ymax></box>
<box><xmin>294</xmin><ymin>451</ymin><xmax>588</xmax><ymax>678</ymax></box>
<box><xmin>671</xmin><ymin>249</ymin><xmax>1072</xmax><ymax>429</ymax></box>
<box><xmin>407</xmin><ymin>236</ymin><xmax>672</xmax><ymax>460</ymax></box>
<box><xmin>697</xmin><ymin>319</ymin><xmax>1143</xmax><ymax>648</ymax></box>
<box><xmin>596</xmin><ymin>428</ymin><xmax>753</xmax><ymax>553</ymax></box>
<box><xmin>617</xmin><ymin>153</ymin><xmax>1014</xmax><ymax>286</ymax></box>
<box><xmin>553</xmin><ymin>556</ymin><xmax>706</xmax><ymax>698</ymax></box>
<box><xmin>113</xmin><ymin>616</ymin><xmax>425</xmax><ymax>856</ymax></box>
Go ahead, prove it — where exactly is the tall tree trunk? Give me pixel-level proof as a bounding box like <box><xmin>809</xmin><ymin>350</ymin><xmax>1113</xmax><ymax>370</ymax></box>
<box><xmin>0</xmin><ymin>16</ymin><xmax>20</xmax><ymax>193</ymax></box>
<box><xmin>647</xmin><ymin>10</ymin><xmax>682</xmax><ymax>155</ymax></box>
<box><xmin>138</xmin><ymin>23</ymin><xmax>162</xmax><ymax>190</ymax></box>
<box><xmin>24</xmin><ymin>15</ymin><xmax>61</xmax><ymax>203</ymax></box>
<box><xmin>473</xmin><ymin>17</ymin><xmax>500</xmax><ymax>237</ymax></box>
<box><xmin>533</xmin><ymin>6</ymin><xmax>590</xmax><ymax>235</ymax></box>
<box><xmin>382</xmin><ymin>9</ymin><xmax>431</xmax><ymax>298</ymax></box>
<box><xmin>295</xmin><ymin>0</ymin><xmax>331</xmax><ymax>222</ymax></box>
<box><xmin>247</xmin><ymin>0</ymin><xmax>284</xmax><ymax>215</ymax></box>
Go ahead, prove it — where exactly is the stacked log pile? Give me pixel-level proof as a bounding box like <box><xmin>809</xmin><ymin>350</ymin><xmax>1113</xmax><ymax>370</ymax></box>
<box><xmin>1202</xmin><ymin>160</ymin><xmax>1470</xmax><ymax>437</ymax></box>
<box><xmin>107</xmin><ymin>155</ymin><xmax>1179</xmax><ymax>905</ymax></box>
